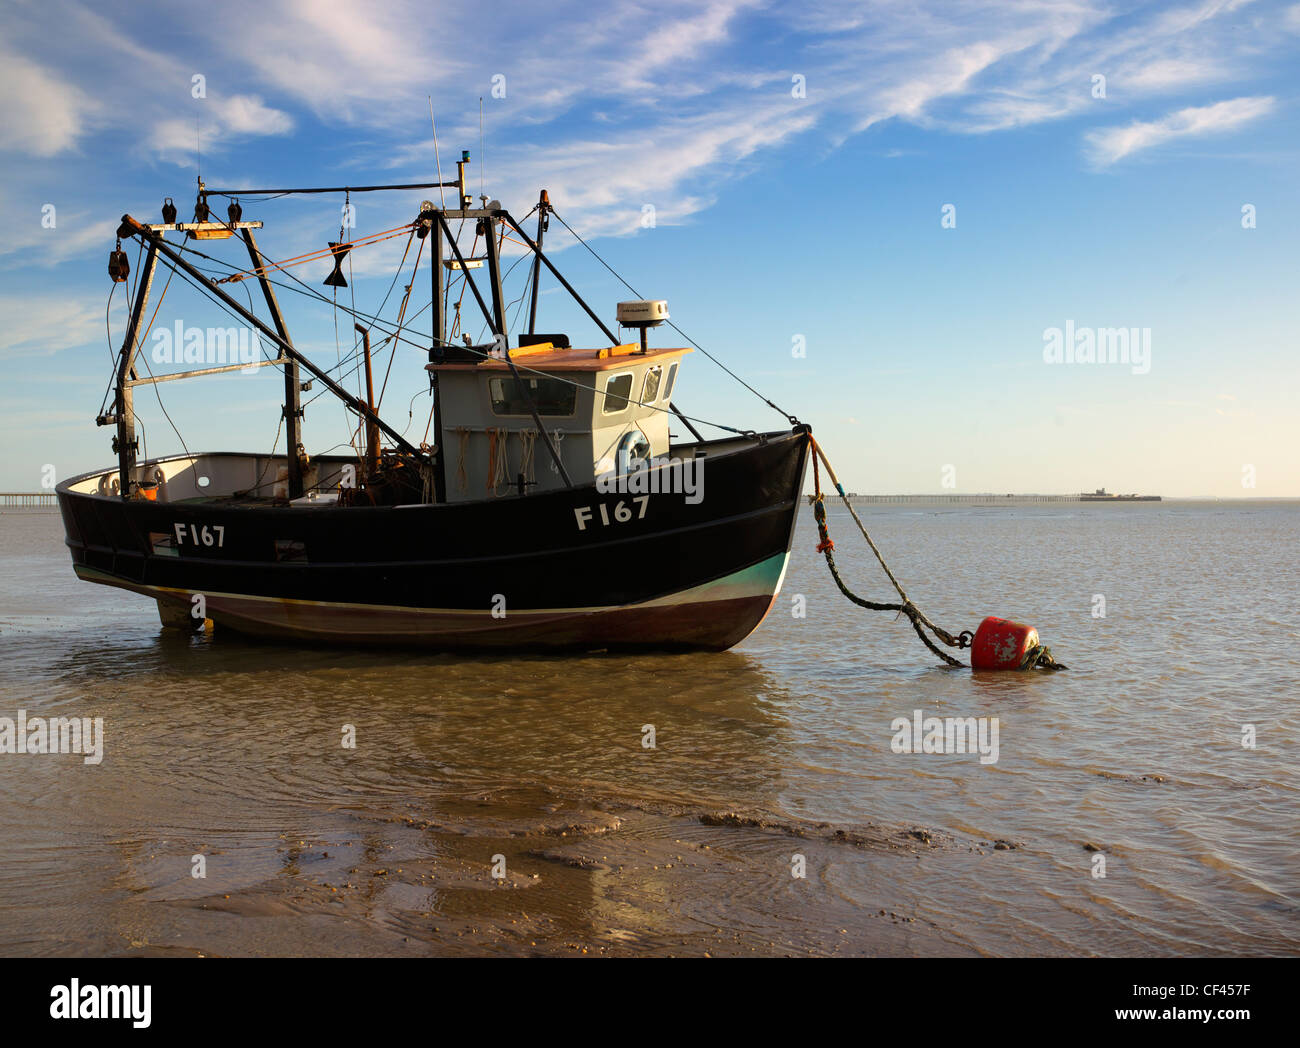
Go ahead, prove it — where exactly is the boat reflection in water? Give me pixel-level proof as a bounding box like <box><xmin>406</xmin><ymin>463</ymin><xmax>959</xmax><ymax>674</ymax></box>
<box><xmin>29</xmin><ymin>624</ymin><xmax>915</xmax><ymax>956</ymax></box>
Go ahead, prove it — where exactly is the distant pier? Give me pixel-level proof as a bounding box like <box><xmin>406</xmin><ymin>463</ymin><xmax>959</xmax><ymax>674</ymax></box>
<box><xmin>811</xmin><ymin>493</ymin><xmax>1161</xmax><ymax>505</ymax></box>
<box><xmin>1</xmin><ymin>489</ymin><xmax>1162</xmax><ymax>513</ymax></box>
<box><xmin>0</xmin><ymin>492</ymin><xmax>58</xmax><ymax>511</ymax></box>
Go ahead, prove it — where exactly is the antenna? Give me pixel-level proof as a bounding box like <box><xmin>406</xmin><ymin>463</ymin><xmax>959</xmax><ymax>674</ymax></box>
<box><xmin>429</xmin><ymin>97</ymin><xmax>446</xmax><ymax>210</ymax></box>
<box><xmin>479</xmin><ymin>96</ymin><xmax>485</xmax><ymax>200</ymax></box>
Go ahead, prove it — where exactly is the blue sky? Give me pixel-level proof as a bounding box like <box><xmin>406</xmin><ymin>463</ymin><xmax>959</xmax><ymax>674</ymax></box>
<box><xmin>1</xmin><ymin>0</ymin><xmax>1296</xmax><ymax>496</ymax></box>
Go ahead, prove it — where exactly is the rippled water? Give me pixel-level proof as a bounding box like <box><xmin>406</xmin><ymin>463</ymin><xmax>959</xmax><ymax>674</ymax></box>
<box><xmin>0</xmin><ymin>502</ymin><xmax>1296</xmax><ymax>956</ymax></box>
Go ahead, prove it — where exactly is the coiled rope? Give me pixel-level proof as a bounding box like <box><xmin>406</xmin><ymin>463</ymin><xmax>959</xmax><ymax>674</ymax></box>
<box><xmin>486</xmin><ymin>426</ymin><xmax>511</xmax><ymax>496</ymax></box>
<box><xmin>518</xmin><ymin>429</ymin><xmax>537</xmax><ymax>487</ymax></box>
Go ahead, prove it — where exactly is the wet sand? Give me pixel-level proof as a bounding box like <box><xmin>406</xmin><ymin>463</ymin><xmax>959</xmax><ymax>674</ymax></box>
<box><xmin>1</xmin><ymin>504</ymin><xmax>1297</xmax><ymax>956</ymax></box>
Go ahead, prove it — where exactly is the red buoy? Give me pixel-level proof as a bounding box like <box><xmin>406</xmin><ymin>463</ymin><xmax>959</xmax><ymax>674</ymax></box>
<box><xmin>970</xmin><ymin>616</ymin><xmax>1039</xmax><ymax>670</ymax></box>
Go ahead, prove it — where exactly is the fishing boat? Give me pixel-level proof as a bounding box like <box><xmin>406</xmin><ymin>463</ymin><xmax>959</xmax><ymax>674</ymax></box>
<box><xmin>56</xmin><ymin>163</ymin><xmax>810</xmax><ymax>650</ymax></box>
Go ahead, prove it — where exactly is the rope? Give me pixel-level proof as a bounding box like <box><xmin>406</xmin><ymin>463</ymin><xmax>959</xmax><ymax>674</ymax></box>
<box><xmin>155</xmin><ymin>236</ymin><xmax>747</xmax><ymax>437</ymax></box>
<box><xmin>1019</xmin><ymin>643</ymin><xmax>1067</xmax><ymax>671</ymax></box>
<box><xmin>455</xmin><ymin>426</ymin><xmax>470</xmax><ymax>493</ymax></box>
<box><xmin>130</xmin><ymin>263</ymin><xmax>197</xmax><ymax>469</ymax></box>
<box><xmin>518</xmin><ymin>429</ymin><xmax>537</xmax><ymax>486</ymax></box>
<box><xmin>808</xmin><ymin>436</ymin><xmax>1067</xmax><ymax>671</ymax></box>
<box><xmin>548</xmin><ymin>430</ymin><xmax>566</xmax><ymax>473</ymax></box>
<box><xmin>486</xmin><ymin>426</ymin><xmax>510</xmax><ymax>496</ymax></box>
<box><xmin>551</xmin><ymin>208</ymin><xmax>801</xmax><ymax>426</ymax></box>
<box><xmin>376</xmin><ymin>230</ymin><xmax>423</xmax><ymax>409</ymax></box>
<box><xmin>809</xmin><ymin>436</ymin><xmax>971</xmax><ymax>668</ymax></box>
<box><xmin>214</xmin><ymin>224</ymin><xmax>414</xmax><ymax>284</ymax></box>
<box><xmin>418</xmin><ymin>453</ymin><xmax>436</xmax><ymax>504</ymax></box>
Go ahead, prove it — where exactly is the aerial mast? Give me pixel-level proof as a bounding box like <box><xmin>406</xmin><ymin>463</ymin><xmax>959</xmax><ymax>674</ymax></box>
<box><xmin>527</xmin><ymin>189</ymin><xmax>550</xmax><ymax>335</ymax></box>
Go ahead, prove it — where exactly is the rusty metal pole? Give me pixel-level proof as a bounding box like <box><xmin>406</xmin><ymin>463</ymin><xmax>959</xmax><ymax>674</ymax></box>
<box><xmin>243</xmin><ymin>228</ymin><xmax>303</xmax><ymax>499</ymax></box>
<box><xmin>115</xmin><ymin>240</ymin><xmax>159</xmax><ymax>498</ymax></box>
<box><xmin>355</xmin><ymin>324</ymin><xmax>380</xmax><ymax>481</ymax></box>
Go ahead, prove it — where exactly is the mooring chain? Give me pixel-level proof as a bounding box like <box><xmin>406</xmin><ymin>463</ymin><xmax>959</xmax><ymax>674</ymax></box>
<box><xmin>812</xmin><ymin>494</ymin><xmax>966</xmax><ymax>667</ymax></box>
<box><xmin>1020</xmin><ymin>643</ymin><xmax>1067</xmax><ymax>671</ymax></box>
<box><xmin>809</xmin><ymin>438</ymin><xmax>975</xmax><ymax>668</ymax></box>
<box><xmin>808</xmin><ymin>437</ymin><xmax>1067</xmax><ymax>671</ymax></box>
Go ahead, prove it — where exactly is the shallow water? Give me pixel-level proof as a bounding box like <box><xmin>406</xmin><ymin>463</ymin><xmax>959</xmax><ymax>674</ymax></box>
<box><xmin>0</xmin><ymin>501</ymin><xmax>1296</xmax><ymax>956</ymax></box>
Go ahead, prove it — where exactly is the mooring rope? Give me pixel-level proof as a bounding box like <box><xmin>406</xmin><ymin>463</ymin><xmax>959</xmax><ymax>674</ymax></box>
<box><xmin>807</xmin><ymin>436</ymin><xmax>1066</xmax><ymax>670</ymax></box>
<box><xmin>1018</xmin><ymin>642</ymin><xmax>1066</xmax><ymax>671</ymax></box>
<box><xmin>809</xmin><ymin>437</ymin><xmax>970</xmax><ymax>666</ymax></box>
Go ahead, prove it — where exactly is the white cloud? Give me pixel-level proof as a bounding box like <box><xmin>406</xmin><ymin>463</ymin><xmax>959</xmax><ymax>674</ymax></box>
<box><xmin>0</xmin><ymin>0</ymin><xmax>1293</xmax><ymax>262</ymax></box>
<box><xmin>149</xmin><ymin>94</ymin><xmax>295</xmax><ymax>165</ymax></box>
<box><xmin>1123</xmin><ymin>58</ymin><xmax>1225</xmax><ymax>92</ymax></box>
<box><xmin>214</xmin><ymin>95</ymin><xmax>295</xmax><ymax>137</ymax></box>
<box><xmin>1084</xmin><ymin>95</ymin><xmax>1275</xmax><ymax>165</ymax></box>
<box><xmin>0</xmin><ymin>48</ymin><xmax>94</xmax><ymax>156</ymax></box>
<box><xmin>0</xmin><ymin>294</ymin><xmax>105</xmax><ymax>358</ymax></box>
<box><xmin>0</xmin><ymin>213</ymin><xmax>120</xmax><ymax>271</ymax></box>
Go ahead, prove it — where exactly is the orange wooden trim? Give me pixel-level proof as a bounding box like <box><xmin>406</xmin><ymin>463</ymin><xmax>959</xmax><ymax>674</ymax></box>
<box><xmin>428</xmin><ymin>346</ymin><xmax>691</xmax><ymax>374</ymax></box>
<box><xmin>506</xmin><ymin>342</ymin><xmax>555</xmax><ymax>358</ymax></box>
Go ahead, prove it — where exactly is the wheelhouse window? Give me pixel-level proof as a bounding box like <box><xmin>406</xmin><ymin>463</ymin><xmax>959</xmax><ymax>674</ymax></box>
<box><xmin>602</xmin><ymin>372</ymin><xmax>634</xmax><ymax>414</ymax></box>
<box><xmin>489</xmin><ymin>377</ymin><xmax>577</xmax><ymax>417</ymax></box>
<box><xmin>641</xmin><ymin>365</ymin><xmax>662</xmax><ymax>404</ymax></box>
<box><xmin>661</xmin><ymin>361</ymin><xmax>679</xmax><ymax>402</ymax></box>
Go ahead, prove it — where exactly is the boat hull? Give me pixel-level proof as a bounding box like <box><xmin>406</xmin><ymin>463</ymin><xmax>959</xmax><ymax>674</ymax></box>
<box><xmin>57</xmin><ymin>429</ymin><xmax>808</xmax><ymax>651</ymax></box>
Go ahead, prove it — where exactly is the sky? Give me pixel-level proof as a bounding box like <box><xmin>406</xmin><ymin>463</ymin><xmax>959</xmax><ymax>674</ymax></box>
<box><xmin>1</xmin><ymin>0</ymin><xmax>1296</xmax><ymax>496</ymax></box>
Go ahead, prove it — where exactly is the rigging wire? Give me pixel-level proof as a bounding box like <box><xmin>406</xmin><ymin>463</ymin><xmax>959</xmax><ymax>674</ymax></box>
<box><xmin>429</xmin><ymin>98</ymin><xmax>446</xmax><ymax>211</ymax></box>
<box><xmin>98</xmin><ymin>284</ymin><xmax>122</xmax><ymax>419</ymax></box>
<box><xmin>346</xmin><ymin>198</ymin><xmax>364</xmax><ymax>455</ymax></box>
<box><xmin>376</xmin><ymin>232</ymin><xmax>424</xmax><ymax>408</ymax></box>
<box><xmin>238</xmin><ymin>411</ymin><xmax>285</xmax><ymax>497</ymax></box>
<box><xmin>135</xmin><ymin>200</ymin><xmax>782</xmax><ymax>438</ymax></box>
<box><xmin>104</xmin><ymin>283</ymin><xmax>118</xmax><ymax>369</ymax></box>
<box><xmin>214</xmin><ymin>223</ymin><xmax>415</xmax><ymax>285</ymax></box>
<box><xmin>549</xmin><ymin>208</ymin><xmax>801</xmax><ymax>425</ymax></box>
<box><xmin>145</xmin><ymin>220</ymin><xmax>750</xmax><ymax>437</ymax></box>
<box><xmin>128</xmin><ymin>255</ymin><xmax>195</xmax><ymax>465</ymax></box>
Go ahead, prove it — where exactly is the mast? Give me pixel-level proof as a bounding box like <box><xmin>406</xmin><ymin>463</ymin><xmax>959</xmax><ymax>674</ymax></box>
<box><xmin>355</xmin><ymin>324</ymin><xmax>381</xmax><ymax>479</ymax></box>
<box><xmin>428</xmin><ymin>208</ymin><xmax>447</xmax><ymax>502</ymax></box>
<box><xmin>500</xmin><ymin>210</ymin><xmax>620</xmax><ymax>346</ymax></box>
<box><xmin>104</xmin><ymin>178</ymin><xmax>623</xmax><ymax>505</ymax></box>
<box><xmin>113</xmin><ymin>240</ymin><xmax>159</xmax><ymax>497</ymax></box>
<box><xmin>481</xmin><ymin>211</ymin><xmax>507</xmax><ymax>340</ymax></box>
<box><xmin>527</xmin><ymin>189</ymin><xmax>549</xmax><ymax>335</ymax></box>
<box><xmin>242</xmin><ymin>228</ymin><xmax>303</xmax><ymax>499</ymax></box>
<box><xmin>115</xmin><ymin>215</ymin><xmax>429</xmax><ymax>463</ymax></box>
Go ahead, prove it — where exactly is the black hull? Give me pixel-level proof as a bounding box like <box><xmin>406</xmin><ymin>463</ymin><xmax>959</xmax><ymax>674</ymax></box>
<box><xmin>57</xmin><ymin>429</ymin><xmax>809</xmax><ymax>651</ymax></box>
